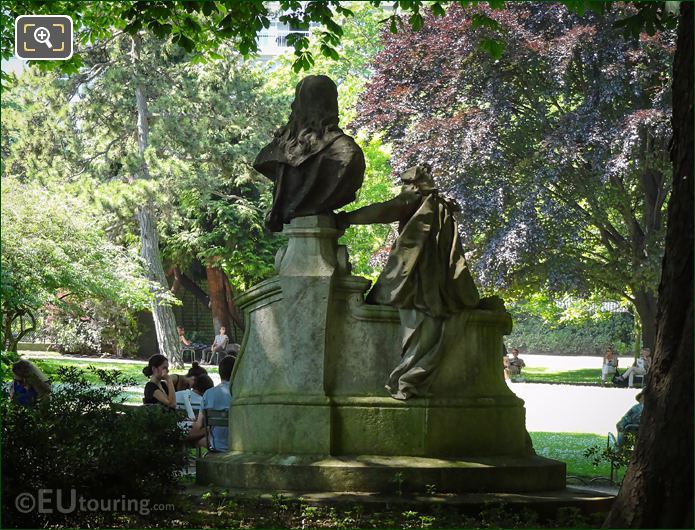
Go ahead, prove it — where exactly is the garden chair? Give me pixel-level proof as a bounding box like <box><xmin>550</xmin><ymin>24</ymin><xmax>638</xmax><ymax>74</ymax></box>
<box><xmin>207</xmin><ymin>345</ymin><xmax>239</xmax><ymax>366</ymax></box>
<box><xmin>632</xmin><ymin>373</ymin><xmax>645</xmax><ymax>387</ymax></box>
<box><xmin>607</xmin><ymin>432</ymin><xmax>619</xmax><ymax>483</ymax></box>
<box><xmin>203</xmin><ymin>408</ymin><xmax>229</xmax><ymax>454</ymax></box>
<box><xmin>181</xmin><ymin>346</ymin><xmax>195</xmax><ymax>364</ymax></box>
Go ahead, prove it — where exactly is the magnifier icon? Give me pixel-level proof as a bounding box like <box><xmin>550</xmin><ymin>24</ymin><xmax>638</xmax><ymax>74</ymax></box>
<box><xmin>34</xmin><ymin>26</ymin><xmax>53</xmax><ymax>48</ymax></box>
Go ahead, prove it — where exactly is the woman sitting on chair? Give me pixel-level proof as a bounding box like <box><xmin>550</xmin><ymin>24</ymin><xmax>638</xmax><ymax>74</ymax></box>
<box><xmin>601</xmin><ymin>347</ymin><xmax>619</xmax><ymax>384</ymax></box>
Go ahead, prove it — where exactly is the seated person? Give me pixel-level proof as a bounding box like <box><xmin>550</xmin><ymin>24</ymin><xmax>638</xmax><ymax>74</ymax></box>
<box><xmin>10</xmin><ymin>359</ymin><xmax>51</xmax><ymax>405</ymax></box>
<box><xmin>616</xmin><ymin>391</ymin><xmax>644</xmax><ymax>446</ymax></box>
<box><xmin>143</xmin><ymin>354</ymin><xmax>176</xmax><ymax>408</ymax></box>
<box><xmin>202</xmin><ymin>326</ymin><xmax>230</xmax><ymax>364</ymax></box>
<box><xmin>508</xmin><ymin>348</ymin><xmax>526</xmax><ymax>377</ymax></box>
<box><xmin>180</xmin><ymin>374</ymin><xmax>215</xmax><ymax>444</ymax></box>
<box><xmin>177</xmin><ymin>326</ymin><xmax>207</xmax><ymax>356</ymax></box>
<box><xmin>191</xmin><ymin>355</ymin><xmax>235</xmax><ymax>451</ymax></box>
<box><xmin>174</xmin><ymin>362</ymin><xmax>208</xmax><ymax>411</ymax></box>
<box><xmin>616</xmin><ymin>348</ymin><xmax>651</xmax><ymax>388</ymax></box>
<box><xmin>601</xmin><ymin>347</ymin><xmax>619</xmax><ymax>383</ymax></box>
<box><xmin>503</xmin><ymin>353</ymin><xmax>511</xmax><ymax>380</ymax></box>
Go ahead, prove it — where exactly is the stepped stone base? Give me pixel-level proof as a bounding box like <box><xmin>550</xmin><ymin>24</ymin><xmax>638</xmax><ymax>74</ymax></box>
<box><xmin>200</xmin><ymin>216</ymin><xmax>567</xmax><ymax>495</ymax></box>
<box><xmin>197</xmin><ymin>452</ymin><xmax>566</xmax><ymax>494</ymax></box>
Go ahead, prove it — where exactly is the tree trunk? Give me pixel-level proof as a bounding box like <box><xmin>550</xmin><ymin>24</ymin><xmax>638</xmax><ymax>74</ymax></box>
<box><xmin>632</xmin><ymin>288</ymin><xmax>657</xmax><ymax>352</ymax></box>
<box><xmin>206</xmin><ymin>265</ymin><xmax>244</xmax><ymax>335</ymax></box>
<box><xmin>604</xmin><ymin>3</ymin><xmax>693</xmax><ymax>528</ymax></box>
<box><xmin>137</xmin><ymin>206</ymin><xmax>182</xmax><ymax>365</ymax></box>
<box><xmin>131</xmin><ymin>34</ymin><xmax>182</xmax><ymax>366</ymax></box>
<box><xmin>168</xmin><ymin>267</ymin><xmax>211</xmax><ymax>308</ymax></box>
<box><xmin>2</xmin><ymin>310</ymin><xmax>35</xmax><ymax>353</ymax></box>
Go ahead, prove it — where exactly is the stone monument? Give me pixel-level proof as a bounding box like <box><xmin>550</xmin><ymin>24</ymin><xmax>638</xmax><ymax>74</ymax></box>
<box><xmin>197</xmin><ymin>76</ymin><xmax>565</xmax><ymax>494</ymax></box>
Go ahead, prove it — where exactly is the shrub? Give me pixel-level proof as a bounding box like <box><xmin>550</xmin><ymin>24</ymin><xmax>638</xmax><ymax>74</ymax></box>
<box><xmin>507</xmin><ymin>296</ymin><xmax>635</xmax><ymax>355</ymax></box>
<box><xmin>583</xmin><ymin>431</ymin><xmax>636</xmax><ymax>484</ymax></box>
<box><xmin>0</xmin><ymin>350</ymin><xmax>21</xmax><ymax>382</ymax></box>
<box><xmin>1</xmin><ymin>366</ymin><xmax>187</xmax><ymax>528</ymax></box>
<box><xmin>41</xmin><ymin>300</ymin><xmax>141</xmax><ymax>357</ymax></box>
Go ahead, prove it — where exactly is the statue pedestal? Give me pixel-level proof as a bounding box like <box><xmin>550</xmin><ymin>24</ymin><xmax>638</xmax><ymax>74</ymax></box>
<box><xmin>197</xmin><ymin>215</ymin><xmax>565</xmax><ymax>493</ymax></box>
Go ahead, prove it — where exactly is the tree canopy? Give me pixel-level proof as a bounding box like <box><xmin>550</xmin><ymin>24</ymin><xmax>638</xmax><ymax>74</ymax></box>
<box><xmin>0</xmin><ymin>178</ymin><xmax>152</xmax><ymax>352</ymax></box>
<box><xmin>355</xmin><ymin>3</ymin><xmax>673</xmax><ymax>348</ymax></box>
<box><xmin>2</xmin><ymin>1</ymin><xmax>677</xmax><ymax>88</ymax></box>
<box><xmin>0</xmin><ymin>1</ymin><xmax>691</xmax><ymax>527</ymax></box>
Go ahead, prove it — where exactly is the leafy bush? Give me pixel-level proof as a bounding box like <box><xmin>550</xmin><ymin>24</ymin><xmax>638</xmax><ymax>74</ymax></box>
<box><xmin>41</xmin><ymin>300</ymin><xmax>141</xmax><ymax>356</ymax></box>
<box><xmin>584</xmin><ymin>431</ymin><xmax>636</xmax><ymax>484</ymax></box>
<box><xmin>507</xmin><ymin>295</ymin><xmax>635</xmax><ymax>355</ymax></box>
<box><xmin>0</xmin><ymin>350</ymin><xmax>20</xmax><ymax>381</ymax></box>
<box><xmin>1</xmin><ymin>366</ymin><xmax>187</xmax><ymax>528</ymax></box>
<box><xmin>1</xmin><ymin>180</ymin><xmax>152</xmax><ymax>353</ymax></box>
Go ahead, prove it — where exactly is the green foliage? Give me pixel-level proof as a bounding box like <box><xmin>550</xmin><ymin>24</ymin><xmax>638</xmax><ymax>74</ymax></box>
<box><xmin>508</xmin><ymin>294</ymin><xmax>635</xmax><ymax>355</ymax></box>
<box><xmin>339</xmin><ymin>134</ymin><xmax>395</xmax><ymax>280</ymax></box>
<box><xmin>357</xmin><ymin>3</ymin><xmax>672</xmax><ymax>349</ymax></box>
<box><xmin>177</xmin><ymin>488</ymin><xmax>602</xmax><ymax>528</ymax></box>
<box><xmin>7</xmin><ymin>37</ymin><xmax>289</xmax><ymax>293</ymax></box>
<box><xmin>41</xmin><ymin>300</ymin><xmax>141</xmax><ymax>356</ymax></box>
<box><xmin>1</xmin><ymin>365</ymin><xmax>187</xmax><ymax>528</ymax></box>
<box><xmin>0</xmin><ymin>350</ymin><xmax>21</xmax><ymax>382</ymax></box>
<box><xmin>584</xmin><ymin>431</ymin><xmax>635</xmax><ymax>482</ymax></box>
<box><xmin>140</xmin><ymin>50</ymin><xmax>289</xmax><ymax>289</ymax></box>
<box><xmin>512</xmin><ymin>308</ymin><xmax>634</xmax><ymax>356</ymax></box>
<box><xmin>0</xmin><ymin>179</ymin><xmax>152</xmax><ymax>352</ymax></box>
<box><xmin>267</xmin><ymin>3</ymin><xmax>385</xmax><ymax>127</ymax></box>
<box><xmin>6</xmin><ymin>359</ymin><xmax>146</xmax><ymax>386</ymax></box>
<box><xmin>530</xmin><ymin>431</ymin><xmax>625</xmax><ymax>481</ymax></box>
<box><xmin>522</xmin><ymin>368</ymin><xmax>604</xmax><ymax>385</ymax></box>
<box><xmin>0</xmin><ymin>70</ymin><xmax>81</xmax><ymax>184</ymax></box>
<box><xmin>267</xmin><ymin>5</ymin><xmax>395</xmax><ymax>280</ymax></box>
<box><xmin>0</xmin><ymin>0</ymin><xmax>680</xmax><ymax>90</ymax></box>
<box><xmin>5</xmin><ymin>358</ymin><xmax>218</xmax><ymax>403</ymax></box>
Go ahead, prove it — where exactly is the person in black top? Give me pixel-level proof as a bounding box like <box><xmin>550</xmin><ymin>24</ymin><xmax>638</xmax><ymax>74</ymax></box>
<box><xmin>143</xmin><ymin>354</ymin><xmax>176</xmax><ymax>408</ymax></box>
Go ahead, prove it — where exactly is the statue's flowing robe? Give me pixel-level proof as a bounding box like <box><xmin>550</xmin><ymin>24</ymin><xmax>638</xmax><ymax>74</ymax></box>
<box><xmin>370</xmin><ymin>192</ymin><xmax>479</xmax><ymax>399</ymax></box>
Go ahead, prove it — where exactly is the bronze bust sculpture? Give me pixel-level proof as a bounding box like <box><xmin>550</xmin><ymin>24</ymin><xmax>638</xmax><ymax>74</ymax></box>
<box><xmin>254</xmin><ymin>75</ymin><xmax>365</xmax><ymax>232</ymax></box>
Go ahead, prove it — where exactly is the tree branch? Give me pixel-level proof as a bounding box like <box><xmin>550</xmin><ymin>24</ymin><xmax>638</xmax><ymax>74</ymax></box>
<box><xmin>71</xmin><ymin>135</ymin><xmax>125</xmax><ymax>177</ymax></box>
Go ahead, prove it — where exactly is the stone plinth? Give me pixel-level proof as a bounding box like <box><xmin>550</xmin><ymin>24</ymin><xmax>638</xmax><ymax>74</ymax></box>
<box><xmin>198</xmin><ymin>215</ymin><xmax>565</xmax><ymax>493</ymax></box>
<box><xmin>197</xmin><ymin>454</ymin><xmax>565</xmax><ymax>494</ymax></box>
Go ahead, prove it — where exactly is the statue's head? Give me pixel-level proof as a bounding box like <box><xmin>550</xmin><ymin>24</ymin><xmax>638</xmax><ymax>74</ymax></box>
<box><xmin>401</xmin><ymin>164</ymin><xmax>435</xmax><ymax>191</ymax></box>
<box><xmin>266</xmin><ymin>75</ymin><xmax>342</xmax><ymax>165</ymax></box>
<box><xmin>288</xmin><ymin>75</ymin><xmax>339</xmax><ymax>133</ymax></box>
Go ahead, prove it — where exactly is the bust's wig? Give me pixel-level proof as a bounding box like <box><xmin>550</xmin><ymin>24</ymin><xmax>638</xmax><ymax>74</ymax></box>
<box><xmin>268</xmin><ymin>75</ymin><xmax>343</xmax><ymax>167</ymax></box>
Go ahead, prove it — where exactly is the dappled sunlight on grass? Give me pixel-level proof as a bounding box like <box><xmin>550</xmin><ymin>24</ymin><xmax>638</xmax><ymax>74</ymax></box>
<box><xmin>523</xmin><ymin>368</ymin><xmax>603</xmax><ymax>385</ymax></box>
<box><xmin>530</xmin><ymin>431</ymin><xmax>624</xmax><ymax>481</ymax></box>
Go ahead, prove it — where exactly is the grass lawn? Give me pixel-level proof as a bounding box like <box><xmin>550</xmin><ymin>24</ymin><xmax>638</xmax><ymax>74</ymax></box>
<box><xmin>530</xmin><ymin>431</ymin><xmax>623</xmax><ymax>482</ymax></box>
<box><xmin>9</xmin><ymin>355</ymin><xmax>219</xmax><ymax>404</ymax></box>
<box><xmin>522</xmin><ymin>367</ymin><xmax>604</xmax><ymax>385</ymax></box>
<box><xmin>11</xmin><ymin>355</ymin><xmax>218</xmax><ymax>383</ymax></box>
<box><xmin>31</xmin><ymin>358</ymin><xmax>147</xmax><ymax>384</ymax></box>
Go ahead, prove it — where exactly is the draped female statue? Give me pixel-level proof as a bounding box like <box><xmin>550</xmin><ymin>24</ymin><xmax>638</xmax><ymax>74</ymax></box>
<box><xmin>337</xmin><ymin>165</ymin><xmax>480</xmax><ymax>399</ymax></box>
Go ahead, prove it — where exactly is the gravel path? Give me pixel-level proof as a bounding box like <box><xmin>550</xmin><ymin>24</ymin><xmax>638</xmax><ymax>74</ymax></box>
<box><xmin>508</xmin><ymin>380</ymin><xmax>640</xmax><ymax>435</ymax></box>
<box><xmin>509</xmin><ymin>354</ymin><xmax>641</xmax><ymax>435</ymax></box>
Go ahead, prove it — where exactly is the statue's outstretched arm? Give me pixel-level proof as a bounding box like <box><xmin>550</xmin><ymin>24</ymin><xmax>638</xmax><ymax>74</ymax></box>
<box><xmin>337</xmin><ymin>191</ymin><xmax>420</xmax><ymax>228</ymax></box>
